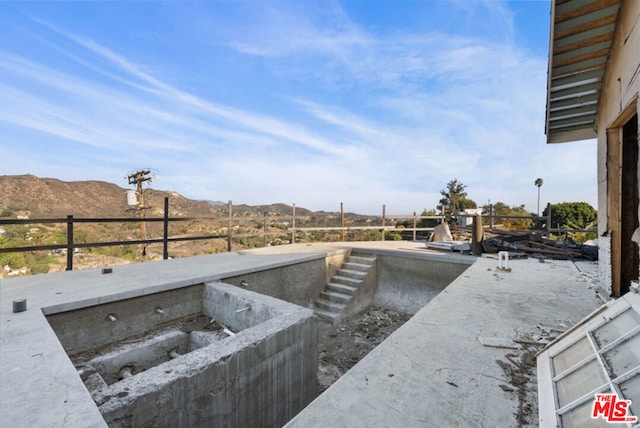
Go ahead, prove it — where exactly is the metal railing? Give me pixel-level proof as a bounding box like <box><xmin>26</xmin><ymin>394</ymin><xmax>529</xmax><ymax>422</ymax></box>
<box><xmin>0</xmin><ymin>200</ymin><xmax>596</xmax><ymax>271</ymax></box>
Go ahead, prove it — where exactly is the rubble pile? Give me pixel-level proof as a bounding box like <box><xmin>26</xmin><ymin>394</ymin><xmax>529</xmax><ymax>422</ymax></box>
<box><xmin>425</xmin><ymin>223</ymin><xmax>598</xmax><ymax>261</ymax></box>
<box><xmin>316</xmin><ymin>306</ymin><xmax>412</xmax><ymax>393</ymax></box>
<box><xmin>492</xmin><ymin>320</ymin><xmax>577</xmax><ymax>427</ymax></box>
<box><xmin>480</xmin><ymin>229</ymin><xmax>598</xmax><ymax>261</ymax></box>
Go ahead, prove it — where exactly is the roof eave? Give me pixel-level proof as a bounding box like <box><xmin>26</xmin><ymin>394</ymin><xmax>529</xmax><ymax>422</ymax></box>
<box><xmin>545</xmin><ymin>0</ymin><xmax>622</xmax><ymax>144</ymax></box>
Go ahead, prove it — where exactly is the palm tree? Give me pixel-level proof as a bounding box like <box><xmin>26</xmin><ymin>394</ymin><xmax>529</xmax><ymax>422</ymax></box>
<box><xmin>535</xmin><ymin>178</ymin><xmax>544</xmax><ymax>216</ymax></box>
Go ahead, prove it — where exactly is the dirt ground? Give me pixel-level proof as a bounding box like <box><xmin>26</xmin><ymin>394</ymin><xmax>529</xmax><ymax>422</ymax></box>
<box><xmin>316</xmin><ymin>306</ymin><xmax>412</xmax><ymax>393</ymax></box>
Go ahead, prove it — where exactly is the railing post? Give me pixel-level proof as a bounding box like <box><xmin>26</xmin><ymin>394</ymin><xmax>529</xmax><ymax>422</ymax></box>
<box><xmin>291</xmin><ymin>204</ymin><xmax>296</xmax><ymax>244</ymax></box>
<box><xmin>471</xmin><ymin>214</ymin><xmax>484</xmax><ymax>256</ymax></box>
<box><xmin>413</xmin><ymin>211</ymin><xmax>417</xmax><ymax>241</ymax></box>
<box><xmin>66</xmin><ymin>215</ymin><xmax>73</xmax><ymax>271</ymax></box>
<box><xmin>546</xmin><ymin>202</ymin><xmax>552</xmax><ymax>238</ymax></box>
<box><xmin>263</xmin><ymin>212</ymin><xmax>267</xmax><ymax>247</ymax></box>
<box><xmin>381</xmin><ymin>204</ymin><xmax>386</xmax><ymax>241</ymax></box>
<box><xmin>163</xmin><ymin>197</ymin><xmax>169</xmax><ymax>260</ymax></box>
<box><xmin>489</xmin><ymin>204</ymin><xmax>494</xmax><ymax>229</ymax></box>
<box><xmin>227</xmin><ymin>200</ymin><xmax>232</xmax><ymax>252</ymax></box>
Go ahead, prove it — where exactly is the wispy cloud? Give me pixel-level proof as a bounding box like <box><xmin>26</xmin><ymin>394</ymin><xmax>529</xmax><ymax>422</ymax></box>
<box><xmin>0</xmin><ymin>2</ymin><xmax>596</xmax><ymax>214</ymax></box>
<box><xmin>8</xmin><ymin>18</ymin><xmax>351</xmax><ymax>157</ymax></box>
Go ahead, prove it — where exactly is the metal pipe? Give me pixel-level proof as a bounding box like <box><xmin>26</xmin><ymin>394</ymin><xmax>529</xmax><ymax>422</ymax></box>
<box><xmin>12</xmin><ymin>299</ymin><xmax>27</xmax><ymax>313</ymax></box>
<box><xmin>236</xmin><ymin>306</ymin><xmax>251</xmax><ymax>313</ymax></box>
<box><xmin>119</xmin><ymin>367</ymin><xmax>133</xmax><ymax>379</ymax></box>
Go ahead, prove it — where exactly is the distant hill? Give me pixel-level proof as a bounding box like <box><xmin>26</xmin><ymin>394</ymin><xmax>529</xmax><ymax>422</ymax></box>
<box><xmin>0</xmin><ymin>175</ymin><xmax>317</xmax><ymax>219</ymax></box>
<box><xmin>0</xmin><ymin>175</ymin><xmax>384</xmax><ymax>276</ymax></box>
<box><xmin>0</xmin><ymin>174</ymin><xmax>221</xmax><ymax>218</ymax></box>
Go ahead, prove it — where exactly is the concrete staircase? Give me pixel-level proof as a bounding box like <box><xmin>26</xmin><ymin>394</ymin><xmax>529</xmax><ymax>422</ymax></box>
<box><xmin>314</xmin><ymin>255</ymin><xmax>377</xmax><ymax>323</ymax></box>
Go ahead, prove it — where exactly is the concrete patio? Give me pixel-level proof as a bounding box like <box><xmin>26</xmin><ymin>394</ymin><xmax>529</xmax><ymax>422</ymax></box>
<box><xmin>0</xmin><ymin>241</ymin><xmax>602</xmax><ymax>427</ymax></box>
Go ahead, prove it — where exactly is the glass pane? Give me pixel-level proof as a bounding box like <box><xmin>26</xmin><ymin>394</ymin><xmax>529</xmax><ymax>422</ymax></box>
<box><xmin>560</xmin><ymin>399</ymin><xmax>611</xmax><ymax>428</ymax></box>
<box><xmin>556</xmin><ymin>358</ymin><xmax>608</xmax><ymax>407</ymax></box>
<box><xmin>553</xmin><ymin>336</ymin><xmax>594</xmax><ymax>376</ymax></box>
<box><xmin>593</xmin><ymin>309</ymin><xmax>640</xmax><ymax>348</ymax></box>
<box><xmin>619</xmin><ymin>373</ymin><xmax>640</xmax><ymax>418</ymax></box>
<box><xmin>603</xmin><ymin>333</ymin><xmax>640</xmax><ymax>378</ymax></box>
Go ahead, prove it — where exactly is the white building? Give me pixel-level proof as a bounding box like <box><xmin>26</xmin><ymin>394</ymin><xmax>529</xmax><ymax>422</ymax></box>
<box><xmin>545</xmin><ymin>0</ymin><xmax>639</xmax><ymax>298</ymax></box>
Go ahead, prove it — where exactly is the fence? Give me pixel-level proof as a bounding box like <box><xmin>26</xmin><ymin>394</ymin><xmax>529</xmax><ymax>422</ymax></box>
<box><xmin>0</xmin><ymin>199</ymin><xmax>595</xmax><ymax>271</ymax></box>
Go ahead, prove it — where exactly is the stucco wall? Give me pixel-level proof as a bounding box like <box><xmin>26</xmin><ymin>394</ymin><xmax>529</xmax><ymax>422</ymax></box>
<box><xmin>596</xmin><ymin>0</ymin><xmax>640</xmax><ymax>290</ymax></box>
<box><xmin>598</xmin><ymin>236</ymin><xmax>612</xmax><ymax>296</ymax></box>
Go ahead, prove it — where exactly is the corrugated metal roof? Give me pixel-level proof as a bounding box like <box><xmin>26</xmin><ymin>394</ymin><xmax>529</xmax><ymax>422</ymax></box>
<box><xmin>545</xmin><ymin>0</ymin><xmax>622</xmax><ymax>144</ymax></box>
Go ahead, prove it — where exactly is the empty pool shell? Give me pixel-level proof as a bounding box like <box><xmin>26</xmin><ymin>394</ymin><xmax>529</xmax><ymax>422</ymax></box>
<box><xmin>45</xmin><ymin>281</ymin><xmax>318</xmax><ymax>428</ymax></box>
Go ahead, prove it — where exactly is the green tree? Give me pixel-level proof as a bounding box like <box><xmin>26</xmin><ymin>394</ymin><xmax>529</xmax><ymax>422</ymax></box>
<box><xmin>438</xmin><ymin>179</ymin><xmax>477</xmax><ymax>215</ymax></box>
<box><xmin>543</xmin><ymin>202</ymin><xmax>597</xmax><ymax>230</ymax></box>
<box><xmin>0</xmin><ymin>207</ymin><xmax>18</xmax><ymax>218</ymax></box>
<box><xmin>535</xmin><ymin>178</ymin><xmax>544</xmax><ymax>215</ymax></box>
<box><xmin>483</xmin><ymin>202</ymin><xmax>534</xmax><ymax>230</ymax></box>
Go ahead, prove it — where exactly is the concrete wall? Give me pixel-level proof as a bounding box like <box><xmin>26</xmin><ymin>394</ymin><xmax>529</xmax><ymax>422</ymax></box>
<box><xmin>95</xmin><ymin>282</ymin><xmax>318</xmax><ymax>428</ymax></box>
<box><xmin>219</xmin><ymin>248</ymin><xmax>470</xmax><ymax>318</ymax></box>
<box><xmin>221</xmin><ymin>257</ymin><xmax>327</xmax><ymax>308</ymax></box>
<box><xmin>203</xmin><ymin>280</ymin><xmax>312</xmax><ymax>330</ymax></box>
<box><xmin>371</xmin><ymin>252</ymin><xmax>472</xmax><ymax>314</ymax></box>
<box><xmin>324</xmin><ymin>251</ymin><xmax>349</xmax><ymax>284</ymax></box>
<box><xmin>47</xmin><ymin>285</ymin><xmax>204</xmax><ymax>354</ymax></box>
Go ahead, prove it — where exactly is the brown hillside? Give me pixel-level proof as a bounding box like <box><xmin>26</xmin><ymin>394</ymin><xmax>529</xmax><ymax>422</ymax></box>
<box><xmin>0</xmin><ymin>175</ymin><xmax>225</xmax><ymax>219</ymax></box>
<box><xmin>0</xmin><ymin>175</ymin><xmax>368</xmax><ymax>224</ymax></box>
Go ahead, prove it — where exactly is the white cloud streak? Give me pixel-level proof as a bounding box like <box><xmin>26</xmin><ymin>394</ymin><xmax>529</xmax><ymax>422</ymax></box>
<box><xmin>0</xmin><ymin>2</ymin><xmax>597</xmax><ymax>214</ymax></box>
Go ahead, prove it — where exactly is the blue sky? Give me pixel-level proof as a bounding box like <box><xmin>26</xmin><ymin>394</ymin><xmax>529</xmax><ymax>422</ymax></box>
<box><xmin>0</xmin><ymin>0</ymin><xmax>597</xmax><ymax>215</ymax></box>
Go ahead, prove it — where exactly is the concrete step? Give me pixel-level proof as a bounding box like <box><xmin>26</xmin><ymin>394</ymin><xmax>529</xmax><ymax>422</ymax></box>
<box><xmin>314</xmin><ymin>309</ymin><xmax>340</xmax><ymax>323</ymax></box>
<box><xmin>342</xmin><ymin>262</ymin><xmax>372</xmax><ymax>272</ymax></box>
<box><xmin>336</xmin><ymin>269</ymin><xmax>367</xmax><ymax>280</ymax></box>
<box><xmin>314</xmin><ymin>298</ymin><xmax>345</xmax><ymax>313</ymax></box>
<box><xmin>327</xmin><ymin>282</ymin><xmax>358</xmax><ymax>295</ymax></box>
<box><xmin>347</xmin><ymin>255</ymin><xmax>376</xmax><ymax>266</ymax></box>
<box><xmin>331</xmin><ymin>275</ymin><xmax>361</xmax><ymax>288</ymax></box>
<box><xmin>320</xmin><ymin>290</ymin><xmax>351</xmax><ymax>304</ymax></box>
<box><xmin>313</xmin><ymin>254</ymin><xmax>375</xmax><ymax>324</ymax></box>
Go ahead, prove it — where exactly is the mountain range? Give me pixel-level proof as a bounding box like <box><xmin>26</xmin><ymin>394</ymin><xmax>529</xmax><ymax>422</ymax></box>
<box><xmin>0</xmin><ymin>175</ymin><xmax>321</xmax><ymax>219</ymax></box>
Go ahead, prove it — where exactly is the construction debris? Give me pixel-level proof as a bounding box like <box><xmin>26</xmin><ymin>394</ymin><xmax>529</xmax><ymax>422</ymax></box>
<box><xmin>483</xmin><ymin>232</ymin><xmax>597</xmax><ymax>260</ymax></box>
<box><xmin>477</xmin><ymin>336</ymin><xmax>522</xmax><ymax>350</ymax></box>
<box><xmin>317</xmin><ymin>306</ymin><xmax>412</xmax><ymax>393</ymax></box>
<box><xmin>425</xmin><ymin>225</ymin><xmax>599</xmax><ymax>261</ymax></box>
<box><xmin>430</xmin><ymin>222</ymin><xmax>453</xmax><ymax>242</ymax></box>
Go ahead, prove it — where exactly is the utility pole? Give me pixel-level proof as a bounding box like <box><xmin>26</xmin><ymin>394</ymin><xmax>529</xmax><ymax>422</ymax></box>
<box><xmin>127</xmin><ymin>170</ymin><xmax>153</xmax><ymax>260</ymax></box>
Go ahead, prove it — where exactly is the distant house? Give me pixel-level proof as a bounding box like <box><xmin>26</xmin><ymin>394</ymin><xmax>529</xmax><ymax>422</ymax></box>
<box><xmin>545</xmin><ymin>0</ymin><xmax>639</xmax><ymax>297</ymax></box>
<box><xmin>6</xmin><ymin>266</ymin><xmax>29</xmax><ymax>277</ymax></box>
<box><xmin>457</xmin><ymin>208</ymin><xmax>483</xmax><ymax>227</ymax></box>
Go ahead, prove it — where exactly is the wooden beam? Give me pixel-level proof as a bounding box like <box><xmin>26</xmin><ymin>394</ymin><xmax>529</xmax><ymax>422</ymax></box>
<box><xmin>555</xmin><ymin>0</ymin><xmax>620</xmax><ymax>24</ymax></box>
<box><xmin>553</xmin><ymin>33</ymin><xmax>615</xmax><ymax>56</ymax></box>
<box><xmin>607</xmin><ymin>128</ymin><xmax>622</xmax><ymax>297</ymax></box>
<box><xmin>554</xmin><ymin>14</ymin><xmax>617</xmax><ymax>40</ymax></box>
<box><xmin>552</xmin><ymin>48</ymin><xmax>610</xmax><ymax>69</ymax></box>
